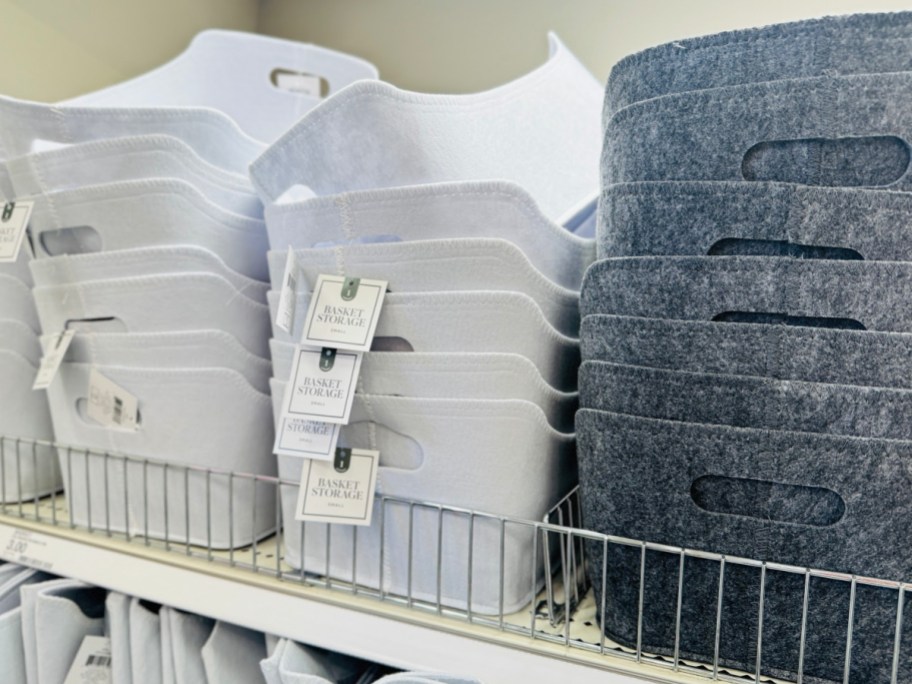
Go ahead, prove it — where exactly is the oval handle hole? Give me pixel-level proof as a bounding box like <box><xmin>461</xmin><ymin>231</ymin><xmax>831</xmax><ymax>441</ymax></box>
<box><xmin>371</xmin><ymin>336</ymin><xmax>415</xmax><ymax>352</ymax></box>
<box><xmin>742</xmin><ymin>136</ymin><xmax>910</xmax><ymax>187</ymax></box>
<box><xmin>39</xmin><ymin>226</ymin><xmax>102</xmax><ymax>256</ymax></box>
<box><xmin>65</xmin><ymin>317</ymin><xmax>128</xmax><ymax>333</ymax></box>
<box><xmin>691</xmin><ymin>475</ymin><xmax>845</xmax><ymax>527</ymax></box>
<box><xmin>343</xmin><ymin>421</ymin><xmax>423</xmax><ymax>470</ymax></box>
<box><xmin>707</xmin><ymin>239</ymin><xmax>863</xmax><ymax>260</ymax></box>
<box><xmin>711</xmin><ymin>312</ymin><xmax>866</xmax><ymax>330</ymax></box>
<box><xmin>75</xmin><ymin>398</ymin><xmax>142</xmax><ymax>427</ymax></box>
<box><xmin>270</xmin><ymin>68</ymin><xmax>329</xmax><ymax>98</ymax></box>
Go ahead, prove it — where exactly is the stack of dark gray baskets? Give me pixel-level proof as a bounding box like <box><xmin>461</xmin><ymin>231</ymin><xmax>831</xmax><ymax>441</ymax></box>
<box><xmin>578</xmin><ymin>12</ymin><xmax>912</xmax><ymax>683</ymax></box>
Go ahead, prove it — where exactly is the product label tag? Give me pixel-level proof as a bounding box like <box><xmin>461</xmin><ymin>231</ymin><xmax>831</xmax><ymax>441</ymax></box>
<box><xmin>87</xmin><ymin>369</ymin><xmax>138</xmax><ymax>431</ymax></box>
<box><xmin>274</xmin><ymin>246</ymin><xmax>299</xmax><ymax>335</ymax></box>
<box><xmin>295</xmin><ymin>448</ymin><xmax>379</xmax><ymax>525</ymax></box>
<box><xmin>281</xmin><ymin>346</ymin><xmax>362</xmax><ymax>424</ymax></box>
<box><xmin>63</xmin><ymin>635</ymin><xmax>112</xmax><ymax>684</ymax></box>
<box><xmin>33</xmin><ymin>329</ymin><xmax>76</xmax><ymax>390</ymax></box>
<box><xmin>301</xmin><ymin>274</ymin><xmax>387</xmax><ymax>352</ymax></box>
<box><xmin>0</xmin><ymin>527</ymin><xmax>54</xmax><ymax>572</ymax></box>
<box><xmin>0</xmin><ymin>199</ymin><xmax>34</xmax><ymax>262</ymax></box>
<box><xmin>275</xmin><ymin>72</ymin><xmax>323</xmax><ymax>97</ymax></box>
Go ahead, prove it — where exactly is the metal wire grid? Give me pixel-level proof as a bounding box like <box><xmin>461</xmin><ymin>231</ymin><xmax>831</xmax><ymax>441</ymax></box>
<box><xmin>1</xmin><ymin>435</ymin><xmax>909</xmax><ymax>684</ymax></box>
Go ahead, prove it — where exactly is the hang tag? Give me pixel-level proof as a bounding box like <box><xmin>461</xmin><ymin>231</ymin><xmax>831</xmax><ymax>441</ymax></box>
<box><xmin>281</xmin><ymin>346</ymin><xmax>362</xmax><ymax>424</ymax></box>
<box><xmin>273</xmin><ymin>375</ymin><xmax>341</xmax><ymax>460</ymax></box>
<box><xmin>301</xmin><ymin>274</ymin><xmax>387</xmax><ymax>352</ymax></box>
<box><xmin>33</xmin><ymin>330</ymin><xmax>76</xmax><ymax>390</ymax></box>
<box><xmin>274</xmin><ymin>246</ymin><xmax>299</xmax><ymax>335</ymax></box>
<box><xmin>63</xmin><ymin>635</ymin><xmax>112</xmax><ymax>684</ymax></box>
<box><xmin>87</xmin><ymin>369</ymin><xmax>139</xmax><ymax>431</ymax></box>
<box><xmin>0</xmin><ymin>199</ymin><xmax>34</xmax><ymax>262</ymax></box>
<box><xmin>295</xmin><ymin>448</ymin><xmax>380</xmax><ymax>525</ymax></box>
<box><xmin>275</xmin><ymin>72</ymin><xmax>323</xmax><ymax>97</ymax></box>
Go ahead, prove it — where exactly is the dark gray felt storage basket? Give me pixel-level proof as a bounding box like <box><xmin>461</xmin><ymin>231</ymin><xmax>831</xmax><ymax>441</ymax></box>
<box><xmin>576</xmin><ymin>410</ymin><xmax>912</xmax><ymax>684</ymax></box>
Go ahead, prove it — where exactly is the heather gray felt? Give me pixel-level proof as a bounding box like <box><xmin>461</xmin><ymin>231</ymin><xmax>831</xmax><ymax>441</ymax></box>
<box><xmin>600</xmin><ymin>181</ymin><xmax>912</xmax><ymax>261</ymax></box>
<box><xmin>576</xmin><ymin>409</ymin><xmax>912</xmax><ymax>684</ymax></box>
<box><xmin>580</xmin><ymin>315</ymin><xmax>912</xmax><ymax>389</ymax></box>
<box><xmin>605</xmin><ymin>11</ymin><xmax>912</xmax><ymax>116</ymax></box>
<box><xmin>580</xmin><ymin>360</ymin><xmax>912</xmax><ymax>439</ymax></box>
<box><xmin>579</xmin><ymin>257</ymin><xmax>912</xmax><ymax>332</ymax></box>
<box><xmin>604</xmin><ymin>72</ymin><xmax>912</xmax><ymax>189</ymax></box>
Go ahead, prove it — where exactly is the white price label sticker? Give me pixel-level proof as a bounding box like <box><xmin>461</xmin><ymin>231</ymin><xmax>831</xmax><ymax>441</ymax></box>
<box><xmin>301</xmin><ymin>275</ymin><xmax>387</xmax><ymax>352</ymax></box>
<box><xmin>274</xmin><ymin>246</ymin><xmax>299</xmax><ymax>335</ymax></box>
<box><xmin>275</xmin><ymin>72</ymin><xmax>323</xmax><ymax>97</ymax></box>
<box><xmin>0</xmin><ymin>200</ymin><xmax>34</xmax><ymax>262</ymax></box>
<box><xmin>0</xmin><ymin>527</ymin><xmax>54</xmax><ymax>572</ymax></box>
<box><xmin>64</xmin><ymin>635</ymin><xmax>112</xmax><ymax>684</ymax></box>
<box><xmin>87</xmin><ymin>369</ymin><xmax>138</xmax><ymax>431</ymax></box>
<box><xmin>33</xmin><ymin>330</ymin><xmax>76</xmax><ymax>390</ymax></box>
<box><xmin>295</xmin><ymin>448</ymin><xmax>379</xmax><ymax>525</ymax></box>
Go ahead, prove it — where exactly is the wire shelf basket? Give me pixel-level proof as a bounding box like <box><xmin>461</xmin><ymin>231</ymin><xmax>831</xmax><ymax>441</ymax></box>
<box><xmin>0</xmin><ymin>434</ymin><xmax>908</xmax><ymax>684</ymax></box>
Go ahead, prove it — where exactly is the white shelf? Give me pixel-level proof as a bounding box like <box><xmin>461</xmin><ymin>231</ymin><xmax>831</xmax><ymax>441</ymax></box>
<box><xmin>0</xmin><ymin>505</ymin><xmax>720</xmax><ymax>684</ymax></box>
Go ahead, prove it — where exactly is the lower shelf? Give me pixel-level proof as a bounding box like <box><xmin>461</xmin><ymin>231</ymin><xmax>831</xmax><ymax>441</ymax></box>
<box><xmin>0</xmin><ymin>494</ymin><xmax>727</xmax><ymax>684</ymax></box>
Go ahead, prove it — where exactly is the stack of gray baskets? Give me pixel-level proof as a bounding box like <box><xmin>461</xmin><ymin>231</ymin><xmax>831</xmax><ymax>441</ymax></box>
<box><xmin>578</xmin><ymin>12</ymin><xmax>912</xmax><ymax>683</ymax></box>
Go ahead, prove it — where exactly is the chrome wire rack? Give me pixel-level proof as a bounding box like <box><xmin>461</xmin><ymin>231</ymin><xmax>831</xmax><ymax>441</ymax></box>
<box><xmin>0</xmin><ymin>435</ymin><xmax>908</xmax><ymax>684</ymax></box>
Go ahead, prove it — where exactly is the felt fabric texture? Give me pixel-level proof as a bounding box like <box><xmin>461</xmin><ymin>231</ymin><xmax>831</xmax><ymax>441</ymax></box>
<box><xmin>579</xmin><ymin>256</ymin><xmax>912</xmax><ymax>332</ymax></box>
<box><xmin>105</xmin><ymin>592</ymin><xmax>132</xmax><ymax>684</ymax></box>
<box><xmin>0</xmin><ymin>95</ymin><xmax>264</xmax><ymax>177</ymax></box>
<box><xmin>270</xmin><ymin>289</ymin><xmax>579</xmax><ymax>391</ymax></box>
<box><xmin>162</xmin><ymin>607</ymin><xmax>213</xmax><ymax>684</ymax></box>
<box><xmin>580</xmin><ymin>360</ymin><xmax>912</xmax><ymax>439</ymax></box>
<box><xmin>581</xmin><ymin>314</ymin><xmax>912</xmax><ymax>389</ymax></box>
<box><xmin>27</xmin><ymin>179</ymin><xmax>268</xmax><ymax>280</ymax></box>
<box><xmin>274</xmin><ymin>638</ymin><xmax>368</xmax><ymax>684</ymax></box>
<box><xmin>20</xmin><ymin>579</ymin><xmax>106</xmax><ymax>684</ymax></box>
<box><xmin>31</xmin><ymin>246</ymin><xmax>267</xmax><ymax>302</ymax></box>
<box><xmin>576</xmin><ymin>409</ymin><xmax>912</xmax><ymax>684</ymax></box>
<box><xmin>200</xmin><ymin>621</ymin><xmax>268</xmax><ymax>684</ymax></box>
<box><xmin>605</xmin><ymin>11</ymin><xmax>912</xmax><ymax>115</ymax></box>
<box><xmin>267</xmin><ymin>240</ymin><xmax>580</xmax><ymax>336</ymax></box>
<box><xmin>270</xmin><ymin>385</ymin><xmax>577</xmax><ymax>615</ymax></box>
<box><xmin>374</xmin><ymin>675</ymin><xmax>483</xmax><ymax>684</ymax></box>
<box><xmin>270</xmin><ymin>342</ymin><xmax>577</xmax><ymax>433</ymax></box>
<box><xmin>48</xmin><ymin>362</ymin><xmax>276</xmax><ymax>548</ymax></box>
<box><xmin>0</xmin><ymin>352</ymin><xmax>61</xmax><ymax>502</ymax></box>
<box><xmin>63</xmin><ymin>30</ymin><xmax>379</xmax><ymax>143</ymax></box>
<box><xmin>250</xmin><ymin>34</ymin><xmax>602</xmax><ymax>223</ymax></box>
<box><xmin>34</xmin><ymin>272</ymin><xmax>271</xmax><ymax>358</ymax></box>
<box><xmin>264</xmin><ymin>180</ymin><xmax>595</xmax><ymax>290</ymax></box>
<box><xmin>0</xmin><ymin>273</ymin><xmax>39</xmax><ymax>332</ymax></box>
<box><xmin>0</xmin><ymin>253</ymin><xmax>32</xmax><ymax>286</ymax></box>
<box><xmin>65</xmin><ymin>330</ymin><xmax>272</xmax><ymax>394</ymax></box>
<box><xmin>604</xmin><ymin>71</ymin><xmax>912</xmax><ymax>189</ymax></box>
<box><xmin>130</xmin><ymin>599</ymin><xmax>163</xmax><ymax>684</ymax></box>
<box><xmin>601</xmin><ymin>181</ymin><xmax>912</xmax><ymax>261</ymax></box>
<box><xmin>4</xmin><ymin>134</ymin><xmax>262</xmax><ymax>218</ymax></box>
<box><xmin>0</xmin><ymin>318</ymin><xmax>41</xmax><ymax>365</ymax></box>
<box><xmin>0</xmin><ymin>567</ymin><xmax>54</xmax><ymax>684</ymax></box>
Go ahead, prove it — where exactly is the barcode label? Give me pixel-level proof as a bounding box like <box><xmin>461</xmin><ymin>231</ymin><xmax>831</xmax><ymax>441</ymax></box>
<box><xmin>86</xmin><ymin>655</ymin><xmax>111</xmax><ymax>668</ymax></box>
<box><xmin>112</xmin><ymin>397</ymin><xmax>123</xmax><ymax>425</ymax></box>
<box><xmin>87</xmin><ymin>369</ymin><xmax>138</xmax><ymax>431</ymax></box>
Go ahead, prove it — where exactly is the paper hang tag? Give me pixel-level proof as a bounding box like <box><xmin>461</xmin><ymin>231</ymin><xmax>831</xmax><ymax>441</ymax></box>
<box><xmin>301</xmin><ymin>274</ymin><xmax>387</xmax><ymax>352</ymax></box>
<box><xmin>283</xmin><ymin>346</ymin><xmax>362</xmax><ymax>424</ymax></box>
<box><xmin>87</xmin><ymin>368</ymin><xmax>139</xmax><ymax>431</ymax></box>
<box><xmin>295</xmin><ymin>448</ymin><xmax>380</xmax><ymax>525</ymax></box>
<box><xmin>33</xmin><ymin>329</ymin><xmax>76</xmax><ymax>390</ymax></box>
<box><xmin>0</xmin><ymin>199</ymin><xmax>34</xmax><ymax>262</ymax></box>
<box><xmin>275</xmin><ymin>246</ymin><xmax>299</xmax><ymax>335</ymax></box>
<box><xmin>275</xmin><ymin>72</ymin><xmax>323</xmax><ymax>98</ymax></box>
<box><xmin>63</xmin><ymin>635</ymin><xmax>112</xmax><ymax>684</ymax></box>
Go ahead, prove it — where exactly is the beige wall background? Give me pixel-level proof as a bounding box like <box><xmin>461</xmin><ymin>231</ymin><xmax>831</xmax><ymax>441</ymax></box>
<box><xmin>4</xmin><ymin>0</ymin><xmax>912</xmax><ymax>100</ymax></box>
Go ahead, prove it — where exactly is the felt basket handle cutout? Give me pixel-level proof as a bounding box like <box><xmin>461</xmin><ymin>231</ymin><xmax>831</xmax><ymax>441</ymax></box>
<box><xmin>38</xmin><ymin>225</ymin><xmax>102</xmax><ymax>257</ymax></box>
<box><xmin>711</xmin><ymin>312</ymin><xmax>866</xmax><ymax>330</ymax></box>
<box><xmin>345</xmin><ymin>421</ymin><xmax>423</xmax><ymax>470</ymax></box>
<box><xmin>741</xmin><ymin>136</ymin><xmax>910</xmax><ymax>187</ymax></box>
<box><xmin>269</xmin><ymin>68</ymin><xmax>329</xmax><ymax>98</ymax></box>
<box><xmin>707</xmin><ymin>238</ymin><xmax>863</xmax><ymax>261</ymax></box>
<box><xmin>75</xmin><ymin>398</ymin><xmax>142</xmax><ymax>427</ymax></box>
<box><xmin>370</xmin><ymin>337</ymin><xmax>415</xmax><ymax>352</ymax></box>
<box><xmin>691</xmin><ymin>475</ymin><xmax>845</xmax><ymax>527</ymax></box>
<box><xmin>64</xmin><ymin>317</ymin><xmax>128</xmax><ymax>334</ymax></box>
